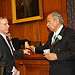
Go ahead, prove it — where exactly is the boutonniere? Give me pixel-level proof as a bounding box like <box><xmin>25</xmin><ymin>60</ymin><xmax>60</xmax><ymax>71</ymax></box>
<box><xmin>57</xmin><ymin>35</ymin><xmax>62</xmax><ymax>40</ymax></box>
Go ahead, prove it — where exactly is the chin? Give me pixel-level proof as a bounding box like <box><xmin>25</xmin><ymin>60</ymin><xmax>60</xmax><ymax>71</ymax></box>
<box><xmin>50</xmin><ymin>28</ymin><xmax>52</xmax><ymax>31</ymax></box>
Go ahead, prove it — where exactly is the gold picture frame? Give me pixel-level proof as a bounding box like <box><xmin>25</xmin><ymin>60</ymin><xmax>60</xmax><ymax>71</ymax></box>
<box><xmin>11</xmin><ymin>0</ymin><xmax>43</xmax><ymax>23</ymax></box>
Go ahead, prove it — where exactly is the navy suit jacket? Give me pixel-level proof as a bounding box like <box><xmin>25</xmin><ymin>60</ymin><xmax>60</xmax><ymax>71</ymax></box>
<box><xmin>35</xmin><ymin>26</ymin><xmax>75</xmax><ymax>75</ymax></box>
<box><xmin>0</xmin><ymin>35</ymin><xmax>24</xmax><ymax>74</ymax></box>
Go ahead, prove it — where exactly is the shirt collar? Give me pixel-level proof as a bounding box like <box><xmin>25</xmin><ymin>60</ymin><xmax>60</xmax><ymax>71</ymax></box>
<box><xmin>54</xmin><ymin>25</ymin><xmax>63</xmax><ymax>36</ymax></box>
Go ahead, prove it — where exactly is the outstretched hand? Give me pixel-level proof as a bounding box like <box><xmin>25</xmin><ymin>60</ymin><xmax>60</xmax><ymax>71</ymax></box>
<box><xmin>29</xmin><ymin>45</ymin><xmax>35</xmax><ymax>51</ymax></box>
<box><xmin>23</xmin><ymin>49</ymin><xmax>30</xmax><ymax>55</ymax></box>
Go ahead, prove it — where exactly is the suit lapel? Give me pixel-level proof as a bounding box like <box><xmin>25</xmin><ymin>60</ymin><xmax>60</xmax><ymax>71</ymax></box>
<box><xmin>0</xmin><ymin>34</ymin><xmax>13</xmax><ymax>56</ymax></box>
<box><xmin>0</xmin><ymin>34</ymin><xmax>9</xmax><ymax>47</ymax></box>
<box><xmin>50</xmin><ymin>25</ymin><xmax>66</xmax><ymax>49</ymax></box>
<box><xmin>49</xmin><ymin>32</ymin><xmax>54</xmax><ymax>46</ymax></box>
<box><xmin>59</xmin><ymin>25</ymin><xmax>66</xmax><ymax>36</ymax></box>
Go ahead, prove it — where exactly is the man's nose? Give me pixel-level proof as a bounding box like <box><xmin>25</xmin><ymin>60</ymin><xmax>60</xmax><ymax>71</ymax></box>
<box><xmin>47</xmin><ymin>22</ymin><xmax>49</xmax><ymax>26</ymax></box>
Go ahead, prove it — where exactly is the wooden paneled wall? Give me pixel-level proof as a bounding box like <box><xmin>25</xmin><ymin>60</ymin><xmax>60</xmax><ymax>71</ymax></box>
<box><xmin>0</xmin><ymin>0</ymin><xmax>67</xmax><ymax>43</ymax></box>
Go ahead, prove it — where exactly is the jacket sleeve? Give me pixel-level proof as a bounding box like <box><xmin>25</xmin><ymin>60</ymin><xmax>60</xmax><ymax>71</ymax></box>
<box><xmin>0</xmin><ymin>40</ymin><xmax>6</xmax><ymax>66</ymax></box>
<box><xmin>13</xmin><ymin>50</ymin><xmax>24</xmax><ymax>57</ymax></box>
<box><xmin>35</xmin><ymin>33</ymin><xmax>51</xmax><ymax>53</ymax></box>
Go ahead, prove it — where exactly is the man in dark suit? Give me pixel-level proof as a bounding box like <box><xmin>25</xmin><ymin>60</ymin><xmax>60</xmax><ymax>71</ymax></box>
<box><xmin>30</xmin><ymin>12</ymin><xmax>75</xmax><ymax>75</ymax></box>
<box><xmin>0</xmin><ymin>16</ymin><xmax>30</xmax><ymax>75</ymax></box>
<box><xmin>6</xmin><ymin>32</ymin><xmax>30</xmax><ymax>51</ymax></box>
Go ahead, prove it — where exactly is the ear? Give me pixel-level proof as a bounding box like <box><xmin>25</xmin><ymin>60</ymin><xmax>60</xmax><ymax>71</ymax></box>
<box><xmin>56</xmin><ymin>18</ymin><xmax>60</xmax><ymax>24</ymax></box>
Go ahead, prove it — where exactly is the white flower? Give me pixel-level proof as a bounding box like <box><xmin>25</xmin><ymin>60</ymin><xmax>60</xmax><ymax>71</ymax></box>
<box><xmin>57</xmin><ymin>35</ymin><xmax>62</xmax><ymax>40</ymax></box>
<box><xmin>51</xmin><ymin>35</ymin><xmax>62</xmax><ymax>45</ymax></box>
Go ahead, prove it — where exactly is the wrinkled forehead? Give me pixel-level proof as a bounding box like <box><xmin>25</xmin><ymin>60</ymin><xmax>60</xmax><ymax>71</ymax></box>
<box><xmin>47</xmin><ymin>14</ymin><xmax>53</xmax><ymax>22</ymax></box>
<box><xmin>47</xmin><ymin>14</ymin><xmax>53</xmax><ymax>19</ymax></box>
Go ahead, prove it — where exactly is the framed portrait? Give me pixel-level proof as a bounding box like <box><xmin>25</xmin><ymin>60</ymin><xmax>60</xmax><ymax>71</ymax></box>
<box><xmin>11</xmin><ymin>0</ymin><xmax>43</xmax><ymax>23</ymax></box>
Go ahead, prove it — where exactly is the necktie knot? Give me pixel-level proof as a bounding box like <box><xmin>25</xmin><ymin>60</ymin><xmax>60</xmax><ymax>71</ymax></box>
<box><xmin>51</xmin><ymin>33</ymin><xmax>57</xmax><ymax>45</ymax></box>
<box><xmin>6</xmin><ymin>36</ymin><xmax>10</xmax><ymax>43</ymax></box>
<box><xmin>54</xmin><ymin>35</ymin><xmax>57</xmax><ymax>40</ymax></box>
<box><xmin>6</xmin><ymin>36</ymin><xmax>13</xmax><ymax>55</ymax></box>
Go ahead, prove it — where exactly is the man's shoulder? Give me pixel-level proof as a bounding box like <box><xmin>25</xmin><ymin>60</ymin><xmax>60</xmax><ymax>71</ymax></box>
<box><xmin>49</xmin><ymin>32</ymin><xmax>53</xmax><ymax>36</ymax></box>
<box><xmin>0</xmin><ymin>35</ymin><xmax>3</xmax><ymax>40</ymax></box>
<box><xmin>64</xmin><ymin>27</ymin><xmax>75</xmax><ymax>38</ymax></box>
<box><xmin>0</xmin><ymin>34</ymin><xmax>2</xmax><ymax>38</ymax></box>
<box><xmin>65</xmin><ymin>27</ymin><xmax>75</xmax><ymax>33</ymax></box>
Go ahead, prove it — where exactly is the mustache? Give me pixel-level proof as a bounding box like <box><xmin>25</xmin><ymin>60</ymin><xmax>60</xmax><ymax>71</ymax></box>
<box><xmin>47</xmin><ymin>26</ymin><xmax>51</xmax><ymax>28</ymax></box>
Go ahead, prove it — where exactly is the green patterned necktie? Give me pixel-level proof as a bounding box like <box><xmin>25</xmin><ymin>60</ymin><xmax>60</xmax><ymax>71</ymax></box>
<box><xmin>51</xmin><ymin>34</ymin><xmax>56</xmax><ymax>45</ymax></box>
<box><xmin>54</xmin><ymin>35</ymin><xmax>57</xmax><ymax>40</ymax></box>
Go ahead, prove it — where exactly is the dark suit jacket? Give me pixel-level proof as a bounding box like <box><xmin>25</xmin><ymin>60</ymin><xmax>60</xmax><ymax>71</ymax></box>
<box><xmin>35</xmin><ymin>26</ymin><xmax>75</xmax><ymax>75</ymax></box>
<box><xmin>12</xmin><ymin>38</ymin><xmax>30</xmax><ymax>50</ymax></box>
<box><xmin>0</xmin><ymin>35</ymin><xmax>24</xmax><ymax>74</ymax></box>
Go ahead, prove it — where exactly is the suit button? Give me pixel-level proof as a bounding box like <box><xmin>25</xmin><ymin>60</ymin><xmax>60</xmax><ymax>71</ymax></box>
<box><xmin>58</xmin><ymin>48</ymin><xmax>60</xmax><ymax>51</ymax></box>
<box><xmin>49</xmin><ymin>65</ymin><xmax>51</xmax><ymax>67</ymax></box>
<box><xmin>3</xmin><ymin>62</ymin><xmax>5</xmax><ymax>64</ymax></box>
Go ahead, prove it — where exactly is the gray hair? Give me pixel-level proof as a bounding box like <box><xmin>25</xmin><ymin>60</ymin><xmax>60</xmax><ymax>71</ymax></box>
<box><xmin>49</xmin><ymin>12</ymin><xmax>64</xmax><ymax>24</ymax></box>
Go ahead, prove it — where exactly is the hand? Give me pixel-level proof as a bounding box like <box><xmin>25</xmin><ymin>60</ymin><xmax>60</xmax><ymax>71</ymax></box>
<box><xmin>13</xmin><ymin>67</ymin><xmax>17</xmax><ymax>75</ymax></box>
<box><xmin>25</xmin><ymin>41</ymin><xmax>29</xmax><ymax>49</ymax></box>
<box><xmin>23</xmin><ymin>49</ymin><xmax>30</xmax><ymax>55</ymax></box>
<box><xmin>29</xmin><ymin>45</ymin><xmax>35</xmax><ymax>51</ymax></box>
<box><xmin>44</xmin><ymin>53</ymin><xmax>58</xmax><ymax>61</ymax></box>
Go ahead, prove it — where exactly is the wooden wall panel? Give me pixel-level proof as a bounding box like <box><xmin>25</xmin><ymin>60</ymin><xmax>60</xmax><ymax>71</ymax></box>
<box><xmin>0</xmin><ymin>0</ymin><xmax>67</xmax><ymax>43</ymax></box>
<box><xmin>0</xmin><ymin>0</ymin><xmax>2</xmax><ymax>15</ymax></box>
<box><xmin>2</xmin><ymin>0</ymin><xmax>12</xmax><ymax>19</ymax></box>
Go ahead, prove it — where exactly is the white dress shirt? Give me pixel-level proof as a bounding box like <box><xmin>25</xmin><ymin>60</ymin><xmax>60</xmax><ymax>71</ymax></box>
<box><xmin>10</xmin><ymin>41</ymin><xmax>15</xmax><ymax>51</ymax></box>
<box><xmin>51</xmin><ymin>25</ymin><xmax>63</xmax><ymax>45</ymax></box>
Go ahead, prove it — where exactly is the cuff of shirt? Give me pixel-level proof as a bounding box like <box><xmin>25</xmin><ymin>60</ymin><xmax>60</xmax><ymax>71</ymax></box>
<box><xmin>11</xmin><ymin>66</ymin><xmax>15</xmax><ymax>72</ymax></box>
